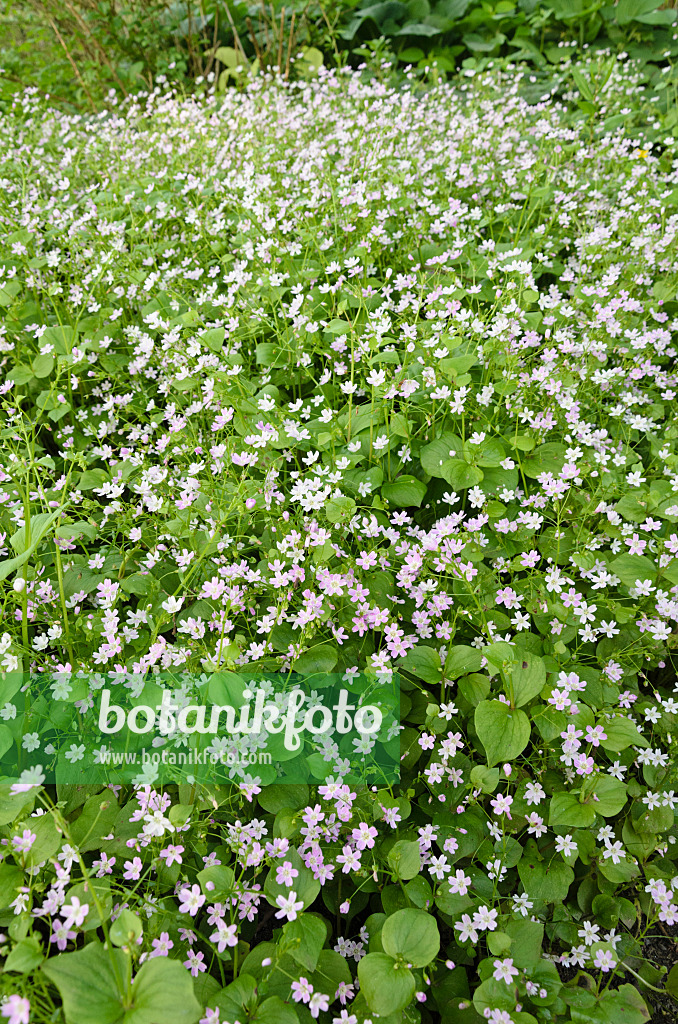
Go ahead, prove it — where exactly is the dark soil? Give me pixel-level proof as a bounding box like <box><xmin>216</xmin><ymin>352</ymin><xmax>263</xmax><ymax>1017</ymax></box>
<box><xmin>644</xmin><ymin>926</ymin><xmax>678</xmax><ymax>1023</ymax></box>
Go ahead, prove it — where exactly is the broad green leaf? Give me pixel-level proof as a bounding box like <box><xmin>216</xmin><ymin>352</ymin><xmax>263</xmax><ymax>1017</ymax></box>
<box><xmin>591</xmin><ymin>985</ymin><xmax>651</xmax><ymax>1023</ymax></box>
<box><xmin>548</xmin><ymin>791</ymin><xmax>595</xmax><ymax>829</ymax></box>
<box><xmin>32</xmin><ymin>353</ymin><xmax>55</xmax><ymax>378</ymax></box>
<box><xmin>387</xmin><ymin>840</ymin><xmax>421</xmax><ymax>880</ymax></box>
<box><xmin>292</xmin><ymin>645</ymin><xmax>337</xmax><ymax>674</ymax></box>
<box><xmin>214</xmin><ymin>975</ymin><xmax>257</xmax><ymax>1020</ymax></box>
<box><xmin>504</xmin><ymin>918</ymin><xmax>544</xmax><ymax>968</ymax></box>
<box><xmin>517</xmin><ymin>857</ymin><xmax>574</xmax><ymax>902</ymax></box>
<box><xmin>445</xmin><ymin>645</ymin><xmax>483</xmax><ymax>679</ymax></box>
<box><xmin>20</xmin><ymin>813</ymin><xmax>62</xmax><ymax>868</ymax></box>
<box><xmin>0</xmin><ymin>862</ymin><xmax>25</xmax><ymax>911</ymax></box>
<box><xmin>474</xmin><ymin>700</ymin><xmax>530</xmax><ymax>766</ymax></box>
<box><xmin>381</xmin><ymin>909</ymin><xmax>440</xmax><ymax>967</ymax></box>
<box><xmin>469</xmin><ymin>766</ymin><xmax>499</xmax><ymax>793</ymax></box>
<box><xmin>357</xmin><ymin>953</ymin><xmax>415</xmax><ymax>1016</ymax></box>
<box><xmin>325</xmin><ymin>495</ymin><xmax>356</xmax><ymax>524</ymax></box>
<box><xmin>42</xmin><ymin>942</ymin><xmax>127</xmax><ymax>1024</ymax></box>
<box><xmin>283</xmin><ymin>914</ymin><xmax>326</xmax><ymax>972</ymax></box>
<box><xmin>196</xmin><ymin>865</ymin><xmax>236</xmax><ymax>899</ymax></box>
<box><xmin>4</xmin><ymin>936</ymin><xmax>43</xmax><ymax>973</ymax></box>
<box><xmin>440</xmin><ymin>459</ymin><xmax>483</xmax><ymax>490</ymax></box>
<box><xmin>600</xmin><ymin>717</ymin><xmax>649</xmax><ymax>753</ymax></box>
<box><xmin>522</xmin><ymin>442</ymin><xmax>567</xmax><ymax>478</ymax></box>
<box><xmin>381</xmin><ymin>475</ymin><xmax>427</xmax><ymax>508</ymax></box>
<box><xmin>504</xmin><ymin>650</ymin><xmax>545</xmax><ymax>707</ymax></box>
<box><xmin>610</xmin><ymin>553</ymin><xmax>657</xmax><ymax>586</ymax></box>
<box><xmin>126</xmin><ymin>956</ymin><xmax>202</xmax><ymax>1024</ymax></box>
<box><xmin>264</xmin><ymin>849</ymin><xmax>320</xmax><ymax>910</ymax></box>
<box><xmin>110</xmin><ymin>910</ymin><xmax>143</xmax><ymax>948</ymax></box>
<box><xmin>253</xmin><ymin>996</ymin><xmax>299</xmax><ymax>1024</ymax></box>
<box><xmin>420</xmin><ymin>433</ymin><xmax>463</xmax><ymax>477</ymax></box>
<box><xmin>400</xmin><ymin>646</ymin><xmax>440</xmax><ymax>684</ymax></box>
<box><xmin>591</xmin><ymin>776</ymin><xmax>627</xmax><ymax>817</ymax></box>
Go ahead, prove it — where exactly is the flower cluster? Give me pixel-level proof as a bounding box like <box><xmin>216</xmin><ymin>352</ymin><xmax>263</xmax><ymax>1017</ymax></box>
<box><xmin>0</xmin><ymin>53</ymin><xmax>675</xmax><ymax>1024</ymax></box>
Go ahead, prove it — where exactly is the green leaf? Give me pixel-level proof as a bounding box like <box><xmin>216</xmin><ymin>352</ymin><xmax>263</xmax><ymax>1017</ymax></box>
<box><xmin>504</xmin><ymin>918</ymin><xmax>544</xmax><ymax>968</ymax></box>
<box><xmin>445</xmin><ymin>645</ymin><xmax>483</xmax><ymax>679</ymax></box>
<box><xmin>592</xmin><ymin>985</ymin><xmax>650</xmax><ymax>1023</ymax></box>
<box><xmin>292</xmin><ymin>645</ymin><xmax>337</xmax><ymax>674</ymax></box>
<box><xmin>253</xmin><ymin>996</ymin><xmax>299</xmax><ymax>1024</ymax></box>
<box><xmin>4</xmin><ymin>937</ymin><xmax>44</xmax><ymax>974</ymax></box>
<box><xmin>473</xmin><ymin>977</ymin><xmax>515</xmax><ymax>1016</ymax></box>
<box><xmin>572</xmin><ymin>68</ymin><xmax>594</xmax><ymax>101</ymax></box>
<box><xmin>600</xmin><ymin>717</ymin><xmax>649</xmax><ymax>753</ymax></box>
<box><xmin>420</xmin><ymin>433</ymin><xmax>463</xmax><ymax>477</ymax></box>
<box><xmin>0</xmin><ymin>505</ymin><xmax>67</xmax><ymax>581</ymax></box>
<box><xmin>0</xmin><ymin>862</ymin><xmax>25</xmax><ymax>911</ymax></box>
<box><xmin>522</xmin><ymin>443</ymin><xmax>567</xmax><ymax>478</ymax></box>
<box><xmin>487</xmin><ymin>931</ymin><xmax>512</xmax><ymax>956</ymax></box>
<box><xmin>126</xmin><ymin>956</ymin><xmax>202</xmax><ymax>1024</ymax></box>
<box><xmin>215</xmin><ymin>46</ymin><xmax>241</xmax><ymax>67</ymax></box>
<box><xmin>21</xmin><ymin>813</ymin><xmax>62</xmax><ymax>868</ymax></box>
<box><xmin>110</xmin><ymin>910</ymin><xmax>143</xmax><ymax>948</ymax></box>
<box><xmin>214</xmin><ymin>975</ymin><xmax>257</xmax><ymax>1020</ymax></box>
<box><xmin>258</xmin><ymin>784</ymin><xmax>309</xmax><ymax>814</ymax></box>
<box><xmin>381</xmin><ymin>475</ymin><xmax>427</xmax><ymax>508</ymax></box>
<box><xmin>387</xmin><ymin>840</ymin><xmax>421</xmax><ymax>880</ymax></box>
<box><xmin>465</xmin><ymin>436</ymin><xmax>504</xmax><ymax>467</ymax></box>
<box><xmin>591</xmin><ymin>776</ymin><xmax>628</xmax><ymax>817</ymax></box>
<box><xmin>504</xmin><ymin>650</ymin><xmax>546</xmax><ymax>707</ymax></box>
<box><xmin>400</xmin><ymin>646</ymin><xmax>441</xmax><ymax>684</ymax></box>
<box><xmin>610</xmin><ymin>553</ymin><xmax>657</xmax><ymax>586</ymax></box>
<box><xmin>357</xmin><ymin>953</ymin><xmax>415</xmax><ymax>1016</ymax></box>
<box><xmin>325</xmin><ymin>496</ymin><xmax>356</xmax><ymax>524</ymax></box>
<box><xmin>32</xmin><ymin>353</ymin><xmax>55</xmax><ymax>378</ymax></box>
<box><xmin>548</xmin><ymin>792</ymin><xmax>595</xmax><ymax>829</ymax></box>
<box><xmin>42</xmin><ymin>942</ymin><xmax>127</xmax><ymax>1024</ymax></box>
<box><xmin>440</xmin><ymin>459</ymin><xmax>483</xmax><ymax>490</ymax></box>
<box><xmin>300</xmin><ymin>46</ymin><xmax>324</xmax><ymax>70</ymax></box>
<box><xmin>202</xmin><ymin>327</ymin><xmax>225</xmax><ymax>352</ymax></box>
<box><xmin>70</xmin><ymin>792</ymin><xmax>119</xmax><ymax>852</ymax></box>
<box><xmin>469</xmin><ymin>766</ymin><xmax>500</xmax><ymax>794</ymax></box>
<box><xmin>474</xmin><ymin>700</ymin><xmax>530</xmax><ymax>766</ymax></box>
<box><xmin>283</xmin><ymin>915</ymin><xmax>326</xmax><ymax>972</ymax></box>
<box><xmin>517</xmin><ymin>857</ymin><xmax>574</xmax><ymax>902</ymax></box>
<box><xmin>615</xmin><ymin>0</ymin><xmax>664</xmax><ymax>24</ymax></box>
<box><xmin>196</xmin><ymin>865</ymin><xmax>235</xmax><ymax>899</ymax></box>
<box><xmin>264</xmin><ymin>849</ymin><xmax>320</xmax><ymax>910</ymax></box>
<box><xmin>0</xmin><ymin>790</ymin><xmax>34</xmax><ymax>827</ymax></box>
<box><xmin>381</xmin><ymin>909</ymin><xmax>440</xmax><ymax>967</ymax></box>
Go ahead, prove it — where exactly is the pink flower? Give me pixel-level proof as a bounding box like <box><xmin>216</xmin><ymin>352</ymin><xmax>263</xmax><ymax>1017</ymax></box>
<box><xmin>123</xmin><ymin>858</ymin><xmax>143</xmax><ymax>881</ymax></box>
<box><xmin>184</xmin><ymin>951</ymin><xmax>206</xmax><ymax>977</ymax></box>
<box><xmin>50</xmin><ymin>919</ymin><xmax>76</xmax><ymax>951</ymax></box>
<box><xmin>159</xmin><ymin>845</ymin><xmax>184</xmax><ymax>867</ymax></box>
<box><xmin>291</xmin><ymin>978</ymin><xmax>313</xmax><ymax>1004</ymax></box>
<box><xmin>199</xmin><ymin>1011</ymin><xmax>221</xmax><ymax>1024</ymax></box>
<box><xmin>178</xmin><ymin>885</ymin><xmax>205</xmax><ymax>917</ymax></box>
<box><xmin>11</xmin><ymin>831</ymin><xmax>36</xmax><ymax>854</ymax></box>
<box><xmin>1</xmin><ymin>996</ymin><xmax>30</xmax><ymax>1024</ymax></box>
<box><xmin>150</xmin><ymin>932</ymin><xmax>174</xmax><ymax>958</ymax></box>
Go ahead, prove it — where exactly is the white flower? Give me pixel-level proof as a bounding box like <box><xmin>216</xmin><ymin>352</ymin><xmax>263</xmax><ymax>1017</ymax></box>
<box><xmin>275</xmin><ymin>891</ymin><xmax>304</xmax><ymax>922</ymax></box>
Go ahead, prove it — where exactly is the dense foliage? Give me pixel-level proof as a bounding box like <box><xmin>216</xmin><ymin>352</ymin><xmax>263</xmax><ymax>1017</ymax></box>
<box><xmin>2</xmin><ymin>0</ymin><xmax>677</xmax><ymax>117</ymax></box>
<box><xmin>0</xmin><ymin>48</ymin><xmax>676</xmax><ymax>1024</ymax></box>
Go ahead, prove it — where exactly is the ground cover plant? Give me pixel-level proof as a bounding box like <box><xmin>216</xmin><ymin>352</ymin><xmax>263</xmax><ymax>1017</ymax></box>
<box><xmin>2</xmin><ymin>0</ymin><xmax>677</xmax><ymax>117</ymax></box>
<box><xmin>0</xmin><ymin>50</ymin><xmax>676</xmax><ymax>1024</ymax></box>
